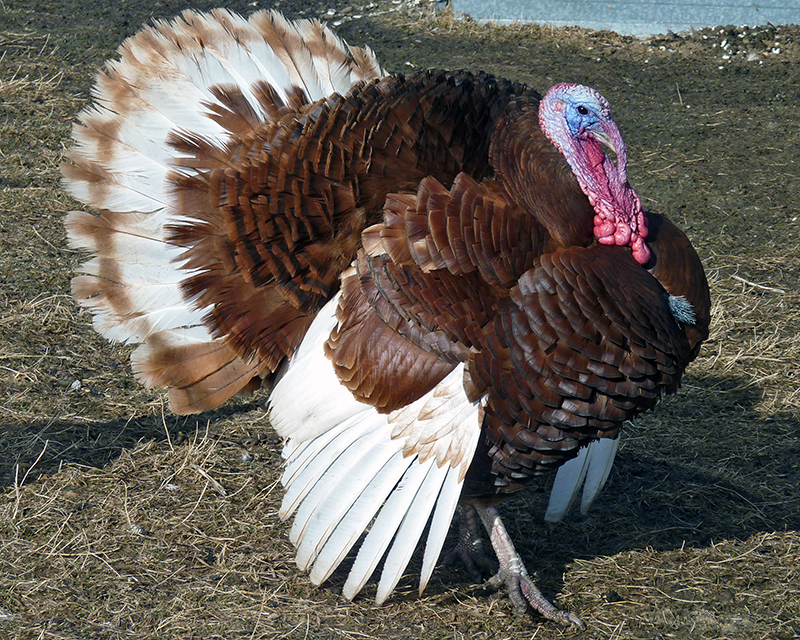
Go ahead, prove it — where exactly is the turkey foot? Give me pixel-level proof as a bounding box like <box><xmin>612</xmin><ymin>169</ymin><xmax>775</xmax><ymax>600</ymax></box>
<box><xmin>474</xmin><ymin>503</ymin><xmax>585</xmax><ymax>628</ymax></box>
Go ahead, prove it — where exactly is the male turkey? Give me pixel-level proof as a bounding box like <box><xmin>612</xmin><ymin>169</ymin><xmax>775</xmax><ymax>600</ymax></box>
<box><xmin>63</xmin><ymin>9</ymin><xmax>710</xmax><ymax>626</ymax></box>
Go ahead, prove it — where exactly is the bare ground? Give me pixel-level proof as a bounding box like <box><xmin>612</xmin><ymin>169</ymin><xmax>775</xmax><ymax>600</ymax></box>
<box><xmin>1</xmin><ymin>1</ymin><xmax>799</xmax><ymax>638</ymax></box>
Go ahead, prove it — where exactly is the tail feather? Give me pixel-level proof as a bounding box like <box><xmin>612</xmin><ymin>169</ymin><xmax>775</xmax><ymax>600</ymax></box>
<box><xmin>64</xmin><ymin>9</ymin><xmax>383</xmax><ymax>413</ymax></box>
<box><xmin>66</xmin><ymin>210</ymin><xmax>206</xmax><ymax>344</ymax></box>
<box><xmin>66</xmin><ymin>210</ymin><xmax>178</xmax><ymax>268</ymax></box>
<box><xmin>249</xmin><ymin>10</ymin><xmax>383</xmax><ymax>100</ymax></box>
<box><xmin>131</xmin><ymin>330</ymin><xmax>261</xmax><ymax>414</ymax></box>
<box><xmin>62</xmin><ymin>141</ymin><xmax>170</xmax><ymax>215</ymax></box>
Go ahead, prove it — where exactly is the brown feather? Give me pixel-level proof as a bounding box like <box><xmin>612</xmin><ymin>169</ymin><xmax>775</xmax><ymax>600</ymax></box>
<box><xmin>488</xmin><ymin>96</ymin><xmax>596</xmax><ymax>248</ymax></box>
<box><xmin>131</xmin><ymin>333</ymin><xmax>261</xmax><ymax>413</ymax></box>
<box><xmin>163</xmin><ymin>71</ymin><xmax>529</xmax><ymax>392</ymax></box>
<box><xmin>644</xmin><ymin>211</ymin><xmax>711</xmax><ymax>354</ymax></box>
<box><xmin>325</xmin><ymin>267</ymin><xmax>454</xmax><ymax>412</ymax></box>
<box><xmin>464</xmin><ymin>244</ymin><xmax>698</xmax><ymax>495</ymax></box>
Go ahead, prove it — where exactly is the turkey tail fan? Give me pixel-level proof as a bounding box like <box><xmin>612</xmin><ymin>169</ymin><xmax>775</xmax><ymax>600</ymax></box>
<box><xmin>63</xmin><ymin>9</ymin><xmax>384</xmax><ymax>413</ymax></box>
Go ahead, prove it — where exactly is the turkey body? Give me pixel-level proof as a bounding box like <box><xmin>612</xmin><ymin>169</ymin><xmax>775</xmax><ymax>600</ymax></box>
<box><xmin>63</xmin><ymin>8</ymin><xmax>710</xmax><ymax>626</ymax></box>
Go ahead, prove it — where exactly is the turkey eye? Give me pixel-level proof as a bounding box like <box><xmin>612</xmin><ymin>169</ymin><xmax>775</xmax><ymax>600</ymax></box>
<box><xmin>577</xmin><ymin>105</ymin><xmax>589</xmax><ymax>115</ymax></box>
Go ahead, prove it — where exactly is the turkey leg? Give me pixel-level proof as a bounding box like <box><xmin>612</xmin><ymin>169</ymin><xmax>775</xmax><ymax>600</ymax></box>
<box><xmin>471</xmin><ymin>503</ymin><xmax>585</xmax><ymax>628</ymax></box>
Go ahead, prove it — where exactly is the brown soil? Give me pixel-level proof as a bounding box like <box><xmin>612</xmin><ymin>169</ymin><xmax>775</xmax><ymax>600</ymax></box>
<box><xmin>1</xmin><ymin>1</ymin><xmax>798</xmax><ymax>639</ymax></box>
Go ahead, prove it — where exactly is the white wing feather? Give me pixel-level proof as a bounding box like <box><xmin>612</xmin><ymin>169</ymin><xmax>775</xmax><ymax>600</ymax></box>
<box><xmin>579</xmin><ymin>436</ymin><xmax>620</xmax><ymax>514</ymax></box>
<box><xmin>272</xmin><ymin>295</ymin><xmax>482</xmax><ymax>602</ymax></box>
<box><xmin>545</xmin><ymin>437</ymin><xmax>621</xmax><ymax>523</ymax></box>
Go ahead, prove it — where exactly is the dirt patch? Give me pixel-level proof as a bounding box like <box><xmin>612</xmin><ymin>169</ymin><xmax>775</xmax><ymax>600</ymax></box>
<box><xmin>1</xmin><ymin>0</ymin><xmax>798</xmax><ymax>638</ymax></box>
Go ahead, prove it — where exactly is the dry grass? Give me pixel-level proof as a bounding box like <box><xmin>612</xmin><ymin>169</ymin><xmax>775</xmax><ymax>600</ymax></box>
<box><xmin>699</xmin><ymin>263</ymin><xmax>800</xmax><ymax>415</ymax></box>
<box><xmin>1</xmin><ymin>1</ymin><xmax>798</xmax><ymax>638</ymax></box>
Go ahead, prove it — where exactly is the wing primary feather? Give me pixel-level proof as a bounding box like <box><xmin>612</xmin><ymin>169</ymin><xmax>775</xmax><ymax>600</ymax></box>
<box><xmin>341</xmin><ymin>459</ymin><xmax>430</xmax><ymax>600</ymax></box>
<box><xmin>375</xmin><ymin>462</ymin><xmax>449</xmax><ymax>604</ymax></box>
<box><xmin>281</xmin><ymin>426</ymin><xmax>342</xmax><ymax>492</ymax></box>
<box><xmin>280</xmin><ymin>411</ymin><xmax>379</xmax><ymax>520</ymax></box>
<box><xmin>292</xmin><ymin>426</ymin><xmax>389</xmax><ymax>564</ymax></box>
<box><xmin>544</xmin><ymin>445</ymin><xmax>591</xmax><ymax>524</ymax></box>
<box><xmin>579</xmin><ymin>436</ymin><xmax>620</xmax><ymax>514</ymax></box>
<box><xmin>308</xmin><ymin>449</ymin><xmax>410</xmax><ymax>585</ymax></box>
<box><xmin>544</xmin><ymin>436</ymin><xmax>620</xmax><ymax>522</ymax></box>
<box><xmin>418</xmin><ymin>464</ymin><xmax>463</xmax><ymax>595</ymax></box>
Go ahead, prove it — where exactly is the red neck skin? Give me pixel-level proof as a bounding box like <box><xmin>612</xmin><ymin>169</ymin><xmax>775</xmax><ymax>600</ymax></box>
<box><xmin>539</xmin><ymin>87</ymin><xmax>650</xmax><ymax>265</ymax></box>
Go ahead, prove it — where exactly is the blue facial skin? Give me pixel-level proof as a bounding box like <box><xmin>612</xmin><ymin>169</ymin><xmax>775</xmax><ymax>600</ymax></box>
<box><xmin>563</xmin><ymin>97</ymin><xmax>605</xmax><ymax>140</ymax></box>
<box><xmin>556</xmin><ymin>87</ymin><xmax>617</xmax><ymax>158</ymax></box>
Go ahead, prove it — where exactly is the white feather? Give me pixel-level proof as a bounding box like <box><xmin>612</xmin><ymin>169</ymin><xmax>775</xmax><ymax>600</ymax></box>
<box><xmin>340</xmin><ymin>459</ymin><xmax>430</xmax><ymax>600</ymax></box>
<box><xmin>128</xmin><ymin>325</ymin><xmax>222</xmax><ymax>363</ymax></box>
<box><xmin>208</xmin><ymin>15</ymin><xmax>299</xmax><ymax>99</ymax></box>
<box><xmin>545</xmin><ymin>437</ymin><xmax>621</xmax><ymax>523</ymax></box>
<box><xmin>287</xmin><ymin>416</ymin><xmax>385</xmax><ymax>546</ymax></box>
<box><xmin>375</xmin><ymin>462</ymin><xmax>449</xmax><ymax>603</ymax></box>
<box><xmin>308</xmin><ymin>452</ymin><xmax>410</xmax><ymax>585</ymax></box>
<box><xmin>544</xmin><ymin>445</ymin><xmax>590</xmax><ymax>524</ymax></box>
<box><xmin>67</xmin><ymin>222</ymin><xmax>177</xmax><ymax>268</ymax></box>
<box><xmin>292</xmin><ymin>432</ymin><xmax>396</xmax><ymax>568</ymax></box>
<box><xmin>65</xmin><ymin>209</ymin><xmax>174</xmax><ymax>248</ymax></box>
<box><xmin>579</xmin><ymin>436</ymin><xmax>620</xmax><ymax>514</ymax></box>
<box><xmin>280</xmin><ymin>423</ymin><xmax>352</xmax><ymax>501</ymax></box>
<box><xmin>276</xmin><ymin>300</ymin><xmax>482</xmax><ymax>601</ymax></box>
<box><xmin>270</xmin><ymin>295</ymin><xmax>369</xmax><ymax>442</ymax></box>
<box><xmin>130</xmin><ymin>324</ymin><xmax>216</xmax><ymax>347</ymax></box>
<box><xmin>419</xmin><ymin>464</ymin><xmax>466</xmax><ymax>594</ymax></box>
<box><xmin>87</xmin><ymin>301</ymin><xmax>206</xmax><ymax>345</ymax></box>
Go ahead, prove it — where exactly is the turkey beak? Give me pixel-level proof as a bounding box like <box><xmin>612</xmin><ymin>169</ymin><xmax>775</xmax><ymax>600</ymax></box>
<box><xmin>592</xmin><ymin>129</ymin><xmax>618</xmax><ymax>163</ymax></box>
<box><xmin>594</xmin><ymin>122</ymin><xmax>627</xmax><ymax>174</ymax></box>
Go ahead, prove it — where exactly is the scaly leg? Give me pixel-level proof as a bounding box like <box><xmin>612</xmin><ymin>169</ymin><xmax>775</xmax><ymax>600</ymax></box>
<box><xmin>447</xmin><ymin>505</ymin><xmax>496</xmax><ymax>582</ymax></box>
<box><xmin>474</xmin><ymin>503</ymin><xmax>584</xmax><ymax>628</ymax></box>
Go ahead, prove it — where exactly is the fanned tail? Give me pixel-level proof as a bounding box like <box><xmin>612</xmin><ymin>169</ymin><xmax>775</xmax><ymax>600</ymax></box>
<box><xmin>63</xmin><ymin>9</ymin><xmax>383</xmax><ymax>413</ymax></box>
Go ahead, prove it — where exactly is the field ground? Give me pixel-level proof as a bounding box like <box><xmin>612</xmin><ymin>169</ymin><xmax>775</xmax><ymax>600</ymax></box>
<box><xmin>1</xmin><ymin>0</ymin><xmax>798</xmax><ymax>638</ymax></box>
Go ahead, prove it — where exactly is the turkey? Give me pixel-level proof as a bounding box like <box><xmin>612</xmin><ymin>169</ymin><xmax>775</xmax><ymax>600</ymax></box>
<box><xmin>62</xmin><ymin>8</ymin><xmax>710</xmax><ymax>627</ymax></box>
